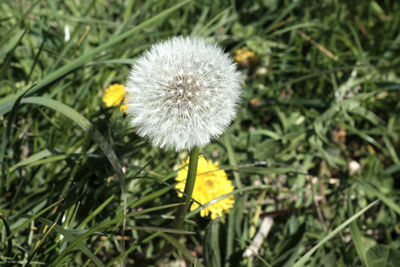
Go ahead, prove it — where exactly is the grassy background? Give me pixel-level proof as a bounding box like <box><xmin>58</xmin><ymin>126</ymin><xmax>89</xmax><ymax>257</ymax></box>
<box><xmin>1</xmin><ymin>0</ymin><xmax>400</xmax><ymax>266</ymax></box>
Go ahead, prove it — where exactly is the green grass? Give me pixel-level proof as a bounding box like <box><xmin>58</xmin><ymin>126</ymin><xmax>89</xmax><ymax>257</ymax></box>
<box><xmin>1</xmin><ymin>0</ymin><xmax>400</xmax><ymax>266</ymax></box>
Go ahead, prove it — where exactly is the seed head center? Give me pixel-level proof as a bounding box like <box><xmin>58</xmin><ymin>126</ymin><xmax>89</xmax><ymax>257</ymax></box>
<box><xmin>166</xmin><ymin>75</ymin><xmax>201</xmax><ymax>104</ymax></box>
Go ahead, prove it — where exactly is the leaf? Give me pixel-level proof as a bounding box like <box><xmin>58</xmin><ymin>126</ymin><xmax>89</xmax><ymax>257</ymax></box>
<box><xmin>205</xmin><ymin>220</ymin><xmax>221</xmax><ymax>267</ymax></box>
<box><xmin>47</xmin><ymin>204</ymin><xmax>194</xmax><ymax>265</ymax></box>
<box><xmin>293</xmin><ymin>200</ymin><xmax>379</xmax><ymax>267</ymax></box>
<box><xmin>38</xmin><ymin>218</ymin><xmax>105</xmax><ymax>267</ymax></box>
<box><xmin>21</xmin><ymin>97</ymin><xmax>91</xmax><ymax>131</ymax></box>
<box><xmin>358</xmin><ymin>181</ymin><xmax>400</xmax><ymax>215</ymax></box>
<box><xmin>0</xmin><ymin>214</ymin><xmax>12</xmax><ymax>257</ymax></box>
<box><xmin>8</xmin><ymin>149</ymin><xmax>71</xmax><ymax>173</ymax></box>
<box><xmin>273</xmin><ymin>223</ymin><xmax>306</xmax><ymax>267</ymax></box>
<box><xmin>349</xmin><ymin>222</ymin><xmax>369</xmax><ymax>266</ymax></box>
<box><xmin>19</xmin><ymin>96</ymin><xmax>130</xmax><ymax>258</ymax></box>
<box><xmin>366</xmin><ymin>244</ymin><xmax>400</xmax><ymax>267</ymax></box>
<box><xmin>9</xmin><ymin>200</ymin><xmax>62</xmax><ymax>239</ymax></box>
<box><xmin>77</xmin><ymin>195</ymin><xmax>115</xmax><ymax>229</ymax></box>
<box><xmin>0</xmin><ymin>0</ymin><xmax>193</xmax><ymax>115</ymax></box>
<box><xmin>224</xmin><ymin>191</ymin><xmax>246</xmax><ymax>267</ymax></box>
<box><xmin>0</xmin><ymin>83</ymin><xmax>34</xmax><ymax>185</ymax></box>
<box><xmin>160</xmin><ymin>233</ymin><xmax>205</xmax><ymax>267</ymax></box>
<box><xmin>187</xmin><ymin>185</ymin><xmax>274</xmax><ymax>219</ymax></box>
<box><xmin>0</xmin><ymin>29</ymin><xmax>26</xmax><ymax>58</ymax></box>
<box><xmin>126</xmin><ymin>186</ymin><xmax>172</xmax><ymax>211</ymax></box>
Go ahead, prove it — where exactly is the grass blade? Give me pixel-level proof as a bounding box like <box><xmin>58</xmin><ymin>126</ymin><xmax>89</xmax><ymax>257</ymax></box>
<box><xmin>0</xmin><ymin>0</ymin><xmax>193</xmax><ymax>115</ymax></box>
<box><xmin>77</xmin><ymin>195</ymin><xmax>115</xmax><ymax>229</ymax></box>
<box><xmin>160</xmin><ymin>232</ymin><xmax>206</xmax><ymax>267</ymax></box>
<box><xmin>9</xmin><ymin>200</ymin><xmax>62</xmax><ymax>239</ymax></box>
<box><xmin>293</xmin><ymin>200</ymin><xmax>379</xmax><ymax>267</ymax></box>
<box><xmin>0</xmin><ymin>214</ymin><xmax>13</xmax><ymax>258</ymax></box>
<box><xmin>358</xmin><ymin>181</ymin><xmax>400</xmax><ymax>215</ymax></box>
<box><xmin>38</xmin><ymin>218</ymin><xmax>105</xmax><ymax>267</ymax></box>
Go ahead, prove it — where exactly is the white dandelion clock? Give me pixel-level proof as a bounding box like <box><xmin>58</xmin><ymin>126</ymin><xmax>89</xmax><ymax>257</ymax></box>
<box><xmin>125</xmin><ymin>36</ymin><xmax>241</xmax><ymax>151</ymax></box>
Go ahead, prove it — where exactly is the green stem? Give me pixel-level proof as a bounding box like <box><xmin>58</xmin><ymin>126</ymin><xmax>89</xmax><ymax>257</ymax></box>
<box><xmin>174</xmin><ymin>146</ymin><xmax>200</xmax><ymax>229</ymax></box>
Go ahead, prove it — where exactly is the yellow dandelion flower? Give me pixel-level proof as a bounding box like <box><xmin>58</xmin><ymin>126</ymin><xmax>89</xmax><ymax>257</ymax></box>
<box><xmin>175</xmin><ymin>155</ymin><xmax>235</xmax><ymax>219</ymax></box>
<box><xmin>234</xmin><ymin>48</ymin><xmax>258</xmax><ymax>67</ymax></box>
<box><xmin>102</xmin><ymin>84</ymin><xmax>128</xmax><ymax>113</ymax></box>
<box><xmin>119</xmin><ymin>100</ymin><xmax>128</xmax><ymax>114</ymax></box>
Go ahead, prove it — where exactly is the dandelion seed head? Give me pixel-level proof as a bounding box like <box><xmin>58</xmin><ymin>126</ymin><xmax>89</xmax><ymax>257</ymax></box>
<box><xmin>125</xmin><ymin>36</ymin><xmax>241</xmax><ymax>151</ymax></box>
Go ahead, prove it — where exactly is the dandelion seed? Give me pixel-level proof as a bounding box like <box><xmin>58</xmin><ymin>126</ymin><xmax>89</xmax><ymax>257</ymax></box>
<box><xmin>125</xmin><ymin>36</ymin><xmax>241</xmax><ymax>151</ymax></box>
<box><xmin>175</xmin><ymin>155</ymin><xmax>235</xmax><ymax>219</ymax></box>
